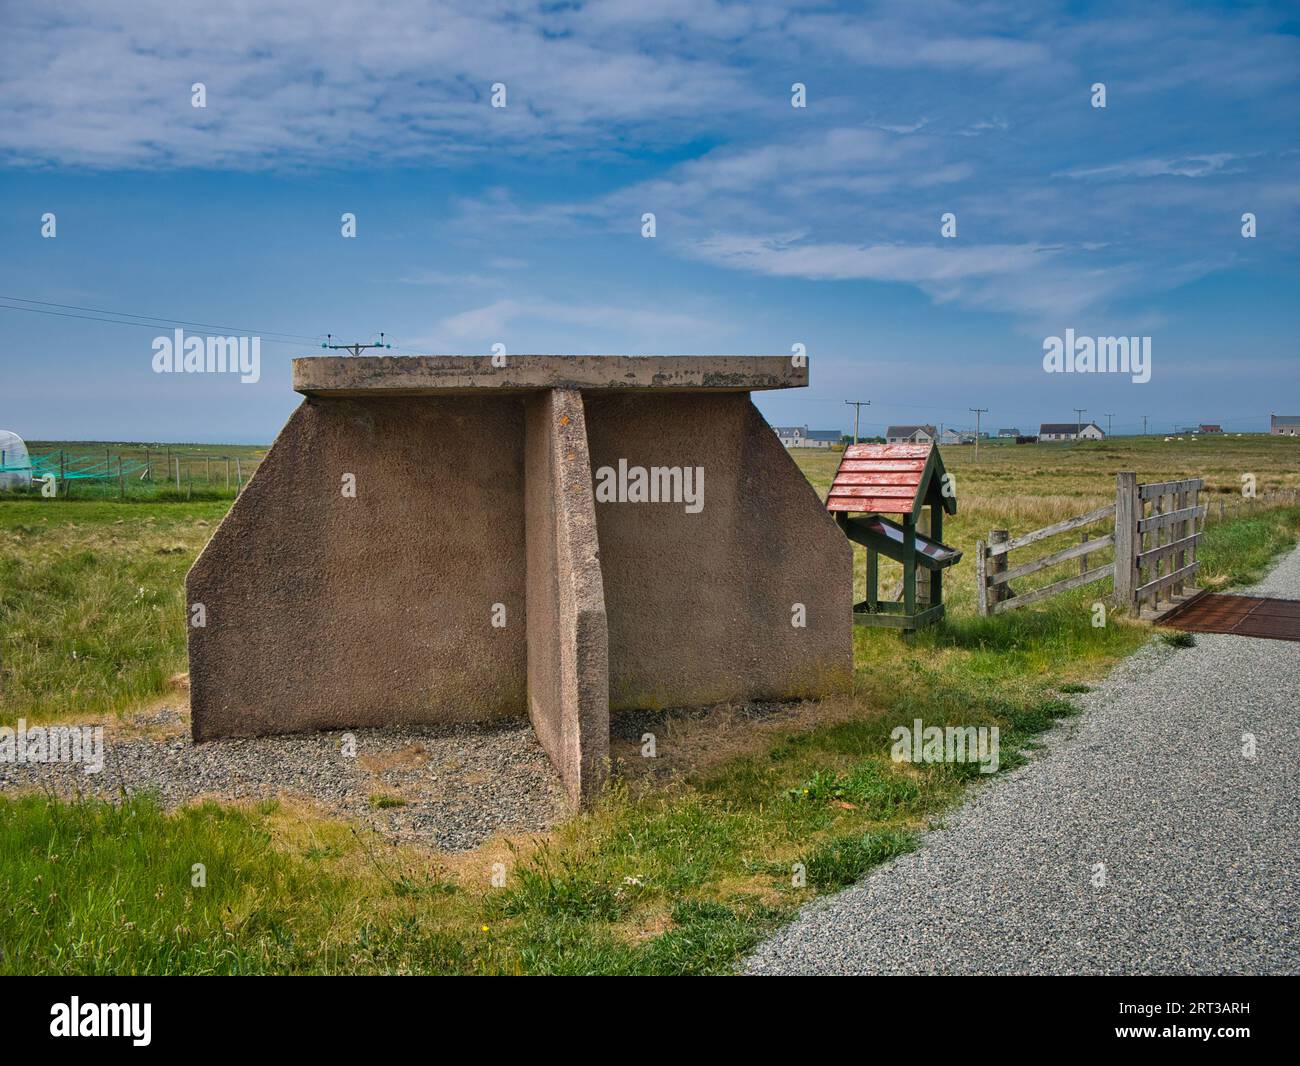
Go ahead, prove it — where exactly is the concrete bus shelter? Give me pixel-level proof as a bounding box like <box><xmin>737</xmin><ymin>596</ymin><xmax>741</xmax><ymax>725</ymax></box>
<box><xmin>187</xmin><ymin>356</ymin><xmax>852</xmax><ymax>806</ymax></box>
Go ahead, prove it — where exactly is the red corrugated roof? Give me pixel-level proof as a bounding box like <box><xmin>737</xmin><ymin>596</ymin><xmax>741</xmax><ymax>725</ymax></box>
<box><xmin>827</xmin><ymin>443</ymin><xmax>930</xmax><ymax>513</ymax></box>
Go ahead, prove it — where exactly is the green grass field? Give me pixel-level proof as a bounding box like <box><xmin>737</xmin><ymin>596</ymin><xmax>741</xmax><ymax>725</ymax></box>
<box><xmin>1</xmin><ymin>434</ymin><xmax>1297</xmax><ymax>974</ymax></box>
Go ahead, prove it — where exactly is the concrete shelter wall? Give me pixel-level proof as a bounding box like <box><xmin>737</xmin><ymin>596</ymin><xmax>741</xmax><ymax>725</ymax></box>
<box><xmin>187</xmin><ymin>369</ymin><xmax>855</xmax><ymax>809</ymax></box>
<box><xmin>524</xmin><ymin>389</ymin><xmax>610</xmax><ymax>803</ymax></box>
<box><xmin>187</xmin><ymin>396</ymin><xmax>528</xmax><ymax>739</ymax></box>
<box><xmin>582</xmin><ymin>392</ymin><xmax>854</xmax><ymax>710</ymax></box>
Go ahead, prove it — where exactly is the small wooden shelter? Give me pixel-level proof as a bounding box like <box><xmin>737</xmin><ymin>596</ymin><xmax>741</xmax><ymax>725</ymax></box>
<box><xmin>827</xmin><ymin>443</ymin><xmax>961</xmax><ymax>630</ymax></box>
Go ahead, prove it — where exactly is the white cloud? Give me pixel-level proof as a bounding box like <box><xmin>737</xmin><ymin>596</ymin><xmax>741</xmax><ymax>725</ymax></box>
<box><xmin>7</xmin><ymin>0</ymin><xmax>1295</xmax><ymax>337</ymax></box>
<box><xmin>686</xmin><ymin>234</ymin><xmax>1047</xmax><ymax>283</ymax></box>
<box><xmin>787</xmin><ymin>16</ymin><xmax>1052</xmax><ymax>71</ymax></box>
<box><xmin>413</xmin><ymin>296</ymin><xmax>731</xmax><ymax>351</ymax></box>
<box><xmin>0</xmin><ymin>0</ymin><xmax>757</xmax><ymax>168</ymax></box>
<box><xmin>1058</xmin><ymin>154</ymin><xmax>1238</xmax><ymax>180</ymax></box>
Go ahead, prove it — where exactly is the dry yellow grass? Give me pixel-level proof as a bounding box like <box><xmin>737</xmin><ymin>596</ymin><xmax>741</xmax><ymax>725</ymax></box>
<box><xmin>794</xmin><ymin>434</ymin><xmax>1299</xmax><ymax>608</ymax></box>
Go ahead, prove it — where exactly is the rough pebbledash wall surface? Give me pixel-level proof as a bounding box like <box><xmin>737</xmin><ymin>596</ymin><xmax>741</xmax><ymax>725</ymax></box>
<box><xmin>524</xmin><ymin>389</ymin><xmax>610</xmax><ymax>804</ymax></box>
<box><xmin>187</xmin><ymin>395</ymin><xmax>528</xmax><ymax>739</ymax></box>
<box><xmin>584</xmin><ymin>391</ymin><xmax>854</xmax><ymax>710</ymax></box>
<box><xmin>187</xmin><ymin>355</ymin><xmax>854</xmax><ymax>806</ymax></box>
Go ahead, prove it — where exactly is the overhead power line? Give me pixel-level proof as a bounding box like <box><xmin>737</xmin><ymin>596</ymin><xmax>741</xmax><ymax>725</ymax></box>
<box><xmin>0</xmin><ymin>295</ymin><xmax>426</xmax><ymax>355</ymax></box>
<box><xmin>0</xmin><ymin>295</ymin><xmax>321</xmax><ymax>344</ymax></box>
<box><xmin>0</xmin><ymin>301</ymin><xmax>316</xmax><ymax>348</ymax></box>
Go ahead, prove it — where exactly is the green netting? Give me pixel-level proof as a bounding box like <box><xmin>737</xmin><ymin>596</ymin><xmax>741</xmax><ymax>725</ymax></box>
<box><xmin>2</xmin><ymin>451</ymin><xmax>153</xmax><ymax>480</ymax></box>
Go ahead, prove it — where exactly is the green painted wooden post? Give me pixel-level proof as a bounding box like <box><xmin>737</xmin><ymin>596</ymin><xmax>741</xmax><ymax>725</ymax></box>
<box><xmin>902</xmin><ymin>515</ymin><xmax>917</xmax><ymax>620</ymax></box>
<box><xmin>929</xmin><ymin>505</ymin><xmax>943</xmax><ymax>608</ymax></box>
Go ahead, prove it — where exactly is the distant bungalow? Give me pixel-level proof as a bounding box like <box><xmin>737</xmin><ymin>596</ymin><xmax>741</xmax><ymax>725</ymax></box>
<box><xmin>1039</xmin><ymin>421</ymin><xmax>1105</xmax><ymax>441</ymax></box>
<box><xmin>773</xmin><ymin>425</ymin><xmax>842</xmax><ymax>449</ymax></box>
<box><xmin>885</xmin><ymin>424</ymin><xmax>936</xmax><ymax>444</ymax></box>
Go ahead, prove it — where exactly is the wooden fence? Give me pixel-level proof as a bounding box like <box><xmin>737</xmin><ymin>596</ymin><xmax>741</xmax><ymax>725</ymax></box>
<box><xmin>977</xmin><ymin>503</ymin><xmax>1116</xmax><ymax>615</ymax></box>
<box><xmin>1204</xmin><ymin>488</ymin><xmax>1300</xmax><ymax>524</ymax></box>
<box><xmin>978</xmin><ymin>472</ymin><xmax>1210</xmax><ymax>618</ymax></box>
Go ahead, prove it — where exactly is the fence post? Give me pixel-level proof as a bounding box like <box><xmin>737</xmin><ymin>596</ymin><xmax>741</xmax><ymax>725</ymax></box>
<box><xmin>988</xmin><ymin>529</ymin><xmax>1009</xmax><ymax>611</ymax></box>
<box><xmin>1173</xmin><ymin>486</ymin><xmax>1188</xmax><ymax>597</ymax></box>
<box><xmin>1114</xmin><ymin>472</ymin><xmax>1138</xmax><ymax>612</ymax></box>
<box><xmin>976</xmin><ymin>538</ymin><xmax>988</xmax><ymax>616</ymax></box>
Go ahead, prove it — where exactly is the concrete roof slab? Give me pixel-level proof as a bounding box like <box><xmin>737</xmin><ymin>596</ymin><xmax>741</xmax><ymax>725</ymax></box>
<box><xmin>293</xmin><ymin>355</ymin><xmax>806</xmax><ymax>396</ymax></box>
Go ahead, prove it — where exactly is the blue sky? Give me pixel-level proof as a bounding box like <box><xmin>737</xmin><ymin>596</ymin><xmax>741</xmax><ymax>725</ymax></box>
<box><xmin>1</xmin><ymin>0</ymin><xmax>1297</xmax><ymax>442</ymax></box>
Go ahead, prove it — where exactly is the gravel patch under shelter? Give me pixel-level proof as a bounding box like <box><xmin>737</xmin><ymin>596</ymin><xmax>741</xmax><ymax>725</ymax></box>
<box><xmin>2</xmin><ymin>696</ymin><xmax>813</xmax><ymax>852</ymax></box>
<box><xmin>0</xmin><ymin>709</ymin><xmax>566</xmax><ymax>852</ymax></box>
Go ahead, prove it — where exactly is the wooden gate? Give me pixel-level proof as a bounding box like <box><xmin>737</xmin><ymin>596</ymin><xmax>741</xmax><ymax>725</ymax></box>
<box><xmin>1115</xmin><ymin>474</ymin><xmax>1205</xmax><ymax>618</ymax></box>
<box><xmin>977</xmin><ymin>472</ymin><xmax>1205</xmax><ymax>618</ymax></box>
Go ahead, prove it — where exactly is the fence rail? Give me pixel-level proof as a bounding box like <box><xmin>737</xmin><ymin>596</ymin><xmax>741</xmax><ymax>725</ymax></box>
<box><xmin>978</xmin><ymin>472</ymin><xmax>1213</xmax><ymax>618</ymax></box>
<box><xmin>977</xmin><ymin>504</ymin><xmax>1116</xmax><ymax>616</ymax></box>
<box><xmin>985</xmin><ymin>504</ymin><xmax>1115</xmax><ymax>557</ymax></box>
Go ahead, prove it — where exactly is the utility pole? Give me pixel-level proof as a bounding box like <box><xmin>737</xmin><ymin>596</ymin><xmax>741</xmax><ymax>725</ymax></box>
<box><xmin>1141</xmin><ymin>415</ymin><xmax>1148</xmax><ymax>437</ymax></box>
<box><xmin>969</xmin><ymin>407</ymin><xmax>987</xmax><ymax>462</ymax></box>
<box><xmin>322</xmin><ymin>332</ymin><xmax>392</xmax><ymax>356</ymax></box>
<box><xmin>844</xmin><ymin>399</ymin><xmax>870</xmax><ymax>445</ymax></box>
<box><xmin>1104</xmin><ymin>412</ymin><xmax>1114</xmax><ymax>439</ymax></box>
<box><xmin>1073</xmin><ymin>407</ymin><xmax>1087</xmax><ymax>441</ymax></box>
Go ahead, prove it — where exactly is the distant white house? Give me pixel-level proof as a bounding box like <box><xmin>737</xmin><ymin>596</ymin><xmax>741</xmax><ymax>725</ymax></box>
<box><xmin>0</xmin><ymin>430</ymin><xmax>32</xmax><ymax>490</ymax></box>
<box><xmin>939</xmin><ymin>428</ymin><xmax>963</xmax><ymax>445</ymax></box>
<box><xmin>997</xmin><ymin>427</ymin><xmax>1020</xmax><ymax>438</ymax></box>
<box><xmin>1039</xmin><ymin>421</ymin><xmax>1105</xmax><ymax>441</ymax></box>
<box><xmin>773</xmin><ymin>425</ymin><xmax>842</xmax><ymax>449</ymax></box>
<box><xmin>885</xmin><ymin>424</ymin><xmax>936</xmax><ymax>445</ymax></box>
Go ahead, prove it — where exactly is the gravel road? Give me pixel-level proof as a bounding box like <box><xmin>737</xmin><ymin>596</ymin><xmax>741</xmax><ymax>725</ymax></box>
<box><xmin>746</xmin><ymin>547</ymin><xmax>1300</xmax><ymax>975</ymax></box>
